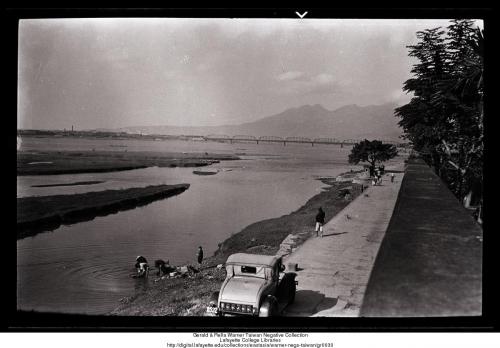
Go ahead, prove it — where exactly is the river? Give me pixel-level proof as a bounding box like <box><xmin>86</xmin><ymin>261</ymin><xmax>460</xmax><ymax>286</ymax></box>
<box><xmin>17</xmin><ymin>137</ymin><xmax>357</xmax><ymax>314</ymax></box>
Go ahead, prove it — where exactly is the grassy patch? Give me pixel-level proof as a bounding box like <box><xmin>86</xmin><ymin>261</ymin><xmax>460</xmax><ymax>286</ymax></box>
<box><xmin>17</xmin><ymin>184</ymin><xmax>190</xmax><ymax>239</ymax></box>
<box><xmin>17</xmin><ymin>150</ymin><xmax>239</xmax><ymax>176</ymax></box>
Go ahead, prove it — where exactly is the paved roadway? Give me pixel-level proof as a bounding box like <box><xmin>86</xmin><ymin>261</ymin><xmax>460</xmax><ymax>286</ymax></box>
<box><xmin>282</xmin><ymin>162</ymin><xmax>405</xmax><ymax>317</ymax></box>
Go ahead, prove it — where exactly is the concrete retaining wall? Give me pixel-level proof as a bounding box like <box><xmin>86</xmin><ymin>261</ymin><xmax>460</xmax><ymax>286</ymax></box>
<box><xmin>360</xmin><ymin>158</ymin><xmax>482</xmax><ymax>317</ymax></box>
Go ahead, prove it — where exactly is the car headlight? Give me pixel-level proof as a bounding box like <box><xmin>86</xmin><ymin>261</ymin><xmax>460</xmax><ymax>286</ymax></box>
<box><xmin>220</xmin><ymin>302</ymin><xmax>253</xmax><ymax>312</ymax></box>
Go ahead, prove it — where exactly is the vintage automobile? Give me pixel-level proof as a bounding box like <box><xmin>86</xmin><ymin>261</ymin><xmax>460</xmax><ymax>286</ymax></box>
<box><xmin>207</xmin><ymin>253</ymin><xmax>297</xmax><ymax>317</ymax></box>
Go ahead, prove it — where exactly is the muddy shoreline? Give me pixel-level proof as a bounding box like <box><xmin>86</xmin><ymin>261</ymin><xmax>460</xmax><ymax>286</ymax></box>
<box><xmin>17</xmin><ymin>184</ymin><xmax>190</xmax><ymax>240</ymax></box>
<box><xmin>110</xmin><ymin>177</ymin><xmax>363</xmax><ymax>316</ymax></box>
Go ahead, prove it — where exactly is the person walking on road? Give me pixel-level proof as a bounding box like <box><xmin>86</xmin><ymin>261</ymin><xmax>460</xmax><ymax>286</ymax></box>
<box><xmin>196</xmin><ymin>246</ymin><xmax>204</xmax><ymax>266</ymax></box>
<box><xmin>315</xmin><ymin>207</ymin><xmax>326</xmax><ymax>238</ymax></box>
<box><xmin>390</xmin><ymin>173</ymin><xmax>395</xmax><ymax>183</ymax></box>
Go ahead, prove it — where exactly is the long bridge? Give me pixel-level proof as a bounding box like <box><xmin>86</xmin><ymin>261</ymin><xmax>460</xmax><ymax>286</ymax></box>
<box><xmin>176</xmin><ymin>134</ymin><xmax>407</xmax><ymax>147</ymax></box>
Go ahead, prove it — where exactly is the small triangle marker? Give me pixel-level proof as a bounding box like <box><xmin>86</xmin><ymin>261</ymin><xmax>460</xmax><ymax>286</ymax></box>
<box><xmin>296</xmin><ymin>11</ymin><xmax>308</xmax><ymax>19</ymax></box>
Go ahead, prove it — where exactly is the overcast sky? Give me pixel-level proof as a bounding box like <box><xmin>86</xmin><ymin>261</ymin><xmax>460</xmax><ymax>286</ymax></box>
<box><xmin>17</xmin><ymin>18</ymin><xmax>483</xmax><ymax>130</ymax></box>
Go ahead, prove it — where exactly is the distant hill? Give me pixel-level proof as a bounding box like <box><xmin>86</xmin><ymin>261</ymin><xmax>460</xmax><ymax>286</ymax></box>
<box><xmin>99</xmin><ymin>103</ymin><xmax>403</xmax><ymax>141</ymax></box>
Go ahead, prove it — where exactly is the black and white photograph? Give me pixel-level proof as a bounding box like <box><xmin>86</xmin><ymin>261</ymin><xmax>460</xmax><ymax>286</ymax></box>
<box><xmin>8</xmin><ymin>8</ymin><xmax>493</xmax><ymax>335</ymax></box>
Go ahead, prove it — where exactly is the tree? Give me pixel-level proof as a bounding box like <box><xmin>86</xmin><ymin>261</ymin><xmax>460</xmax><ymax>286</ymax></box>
<box><xmin>430</xmin><ymin>21</ymin><xmax>483</xmax><ymax>204</ymax></box>
<box><xmin>441</xmin><ymin>23</ymin><xmax>483</xmax><ymax>206</ymax></box>
<box><xmin>348</xmin><ymin>139</ymin><xmax>398</xmax><ymax>173</ymax></box>
<box><xmin>395</xmin><ymin>27</ymin><xmax>451</xmax><ymax>175</ymax></box>
<box><xmin>395</xmin><ymin>19</ymin><xmax>483</xmax><ymax>215</ymax></box>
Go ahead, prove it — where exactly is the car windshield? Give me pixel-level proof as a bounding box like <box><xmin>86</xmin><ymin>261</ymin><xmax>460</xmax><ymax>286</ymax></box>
<box><xmin>227</xmin><ymin>264</ymin><xmax>272</xmax><ymax>279</ymax></box>
<box><xmin>241</xmin><ymin>266</ymin><xmax>257</xmax><ymax>274</ymax></box>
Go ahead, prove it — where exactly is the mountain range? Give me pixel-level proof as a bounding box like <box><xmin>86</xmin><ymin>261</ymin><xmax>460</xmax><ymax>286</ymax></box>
<box><xmin>99</xmin><ymin>103</ymin><xmax>403</xmax><ymax>141</ymax></box>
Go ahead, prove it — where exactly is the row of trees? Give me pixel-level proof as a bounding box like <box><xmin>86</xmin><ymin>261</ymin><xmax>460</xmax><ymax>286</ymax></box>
<box><xmin>395</xmin><ymin>20</ymin><xmax>484</xmax><ymax>212</ymax></box>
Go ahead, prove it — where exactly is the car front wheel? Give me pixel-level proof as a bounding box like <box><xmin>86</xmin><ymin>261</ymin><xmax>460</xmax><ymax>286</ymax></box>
<box><xmin>259</xmin><ymin>296</ymin><xmax>278</xmax><ymax>317</ymax></box>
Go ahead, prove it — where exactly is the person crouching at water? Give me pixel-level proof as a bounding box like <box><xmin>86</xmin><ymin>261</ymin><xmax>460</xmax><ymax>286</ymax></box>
<box><xmin>154</xmin><ymin>259</ymin><xmax>172</xmax><ymax>277</ymax></box>
<box><xmin>197</xmin><ymin>246</ymin><xmax>204</xmax><ymax>266</ymax></box>
<box><xmin>315</xmin><ymin>207</ymin><xmax>326</xmax><ymax>238</ymax></box>
<box><xmin>135</xmin><ymin>255</ymin><xmax>149</xmax><ymax>277</ymax></box>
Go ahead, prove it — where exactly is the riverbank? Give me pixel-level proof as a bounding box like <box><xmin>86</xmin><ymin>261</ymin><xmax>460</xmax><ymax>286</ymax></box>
<box><xmin>110</xmin><ymin>178</ymin><xmax>362</xmax><ymax>316</ymax></box>
<box><xmin>17</xmin><ymin>150</ymin><xmax>239</xmax><ymax>176</ymax></box>
<box><xmin>17</xmin><ymin>184</ymin><xmax>190</xmax><ymax>239</ymax></box>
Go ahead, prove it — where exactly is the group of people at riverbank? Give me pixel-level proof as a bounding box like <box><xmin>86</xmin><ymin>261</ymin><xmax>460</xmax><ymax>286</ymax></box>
<box><xmin>133</xmin><ymin>246</ymin><xmax>204</xmax><ymax>278</ymax></box>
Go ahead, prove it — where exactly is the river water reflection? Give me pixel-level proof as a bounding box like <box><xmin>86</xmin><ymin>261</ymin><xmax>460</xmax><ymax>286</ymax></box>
<box><xmin>17</xmin><ymin>138</ymin><xmax>356</xmax><ymax>314</ymax></box>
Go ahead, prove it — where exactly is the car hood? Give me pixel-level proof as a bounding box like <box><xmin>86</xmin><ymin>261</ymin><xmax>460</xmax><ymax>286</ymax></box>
<box><xmin>220</xmin><ymin>276</ymin><xmax>266</xmax><ymax>304</ymax></box>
